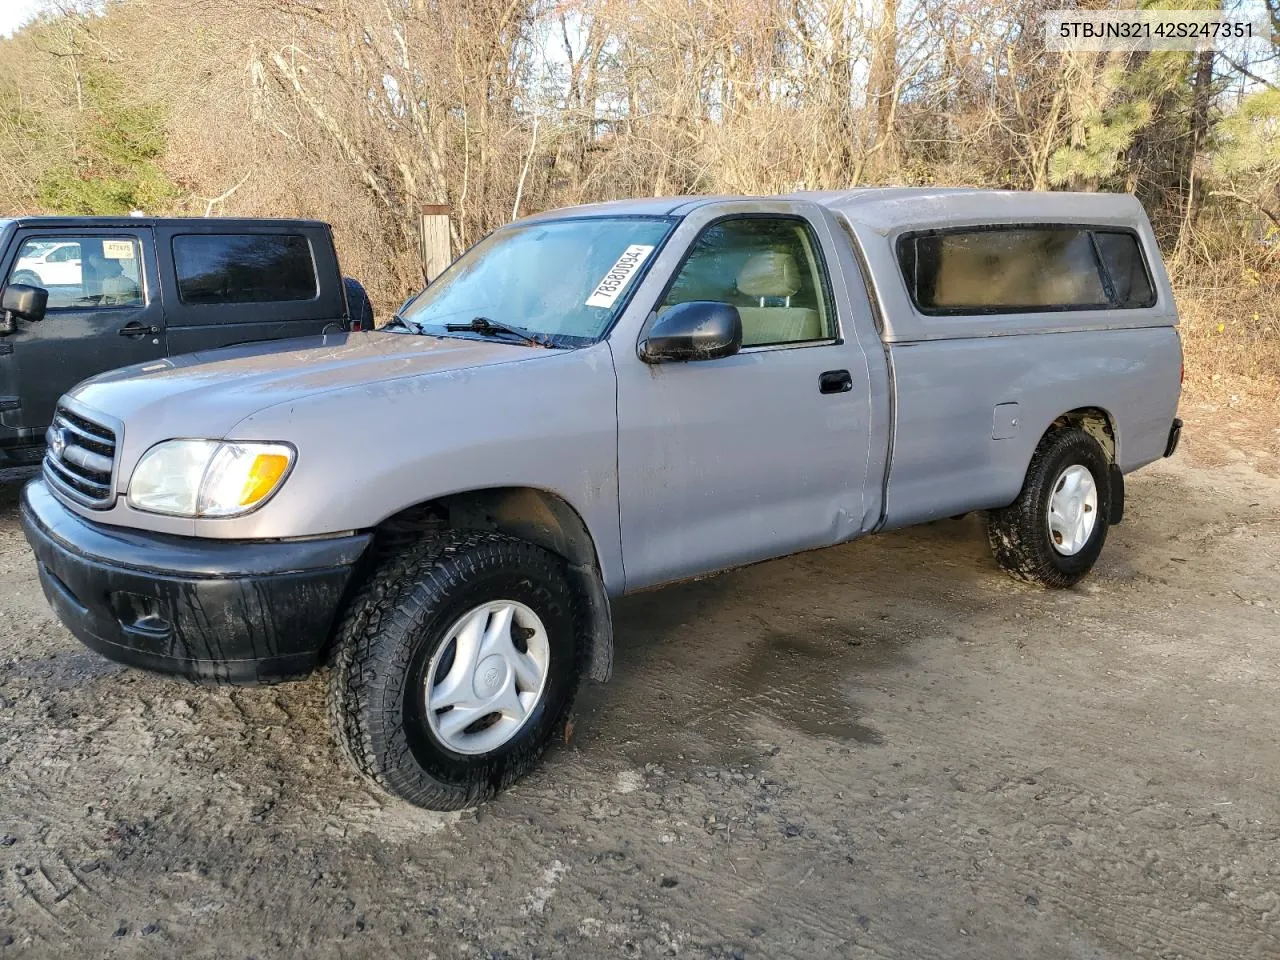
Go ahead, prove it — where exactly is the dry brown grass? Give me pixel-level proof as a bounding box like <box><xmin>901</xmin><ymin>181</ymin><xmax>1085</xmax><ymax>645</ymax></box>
<box><xmin>1174</xmin><ymin>275</ymin><xmax>1280</xmax><ymax>399</ymax></box>
<box><xmin>1176</xmin><ymin>281</ymin><xmax>1280</xmax><ymax>381</ymax></box>
<box><xmin>1172</xmin><ymin>265</ymin><xmax>1280</xmax><ymax>474</ymax></box>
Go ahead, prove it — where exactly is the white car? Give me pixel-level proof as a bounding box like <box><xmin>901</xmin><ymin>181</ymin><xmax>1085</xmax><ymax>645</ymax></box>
<box><xmin>11</xmin><ymin>241</ymin><xmax>82</xmax><ymax>287</ymax></box>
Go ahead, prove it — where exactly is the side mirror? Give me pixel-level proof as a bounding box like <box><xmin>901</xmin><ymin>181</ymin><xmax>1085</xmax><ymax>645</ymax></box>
<box><xmin>638</xmin><ymin>301</ymin><xmax>742</xmax><ymax>364</ymax></box>
<box><xmin>1</xmin><ymin>283</ymin><xmax>48</xmax><ymax>331</ymax></box>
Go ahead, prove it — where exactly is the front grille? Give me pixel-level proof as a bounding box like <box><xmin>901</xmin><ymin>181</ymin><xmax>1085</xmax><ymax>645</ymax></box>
<box><xmin>44</xmin><ymin>405</ymin><xmax>117</xmax><ymax>507</ymax></box>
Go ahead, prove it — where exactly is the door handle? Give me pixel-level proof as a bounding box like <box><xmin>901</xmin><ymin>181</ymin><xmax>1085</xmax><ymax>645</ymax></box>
<box><xmin>119</xmin><ymin>322</ymin><xmax>159</xmax><ymax>338</ymax></box>
<box><xmin>819</xmin><ymin>369</ymin><xmax>853</xmax><ymax>395</ymax></box>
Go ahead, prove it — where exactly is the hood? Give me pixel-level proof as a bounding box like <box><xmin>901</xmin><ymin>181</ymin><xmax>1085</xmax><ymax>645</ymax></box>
<box><xmin>70</xmin><ymin>331</ymin><xmax>538</xmax><ymax>438</ymax></box>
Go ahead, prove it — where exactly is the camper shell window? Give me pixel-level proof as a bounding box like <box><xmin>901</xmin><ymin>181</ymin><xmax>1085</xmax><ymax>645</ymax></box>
<box><xmin>897</xmin><ymin>225</ymin><xmax>1156</xmax><ymax>315</ymax></box>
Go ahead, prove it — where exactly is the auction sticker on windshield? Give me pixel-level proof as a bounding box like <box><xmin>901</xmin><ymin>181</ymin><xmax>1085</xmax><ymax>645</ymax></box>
<box><xmin>586</xmin><ymin>245</ymin><xmax>655</xmax><ymax>308</ymax></box>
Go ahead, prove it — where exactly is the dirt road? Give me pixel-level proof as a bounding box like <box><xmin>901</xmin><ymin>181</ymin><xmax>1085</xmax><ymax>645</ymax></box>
<box><xmin>1</xmin><ymin>446</ymin><xmax>1278</xmax><ymax>959</ymax></box>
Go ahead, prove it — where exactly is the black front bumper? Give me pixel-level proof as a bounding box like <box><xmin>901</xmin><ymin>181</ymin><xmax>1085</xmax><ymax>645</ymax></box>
<box><xmin>20</xmin><ymin>480</ymin><xmax>372</xmax><ymax>684</ymax></box>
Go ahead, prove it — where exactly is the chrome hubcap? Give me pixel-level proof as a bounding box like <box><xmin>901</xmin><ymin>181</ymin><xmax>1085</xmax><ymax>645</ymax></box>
<box><xmin>1047</xmin><ymin>464</ymin><xmax>1098</xmax><ymax>556</ymax></box>
<box><xmin>425</xmin><ymin>600</ymin><xmax>550</xmax><ymax>755</ymax></box>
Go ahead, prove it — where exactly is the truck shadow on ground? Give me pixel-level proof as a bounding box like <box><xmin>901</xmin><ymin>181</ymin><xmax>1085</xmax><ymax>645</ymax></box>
<box><xmin>579</xmin><ymin>513</ymin><xmax>1008</xmax><ymax>764</ymax></box>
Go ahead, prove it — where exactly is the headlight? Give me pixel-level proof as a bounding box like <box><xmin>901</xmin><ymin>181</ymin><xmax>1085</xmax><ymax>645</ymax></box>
<box><xmin>127</xmin><ymin>440</ymin><xmax>295</xmax><ymax>517</ymax></box>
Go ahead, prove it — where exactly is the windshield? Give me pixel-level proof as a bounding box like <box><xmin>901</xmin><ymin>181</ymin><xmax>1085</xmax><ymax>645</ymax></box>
<box><xmin>400</xmin><ymin>216</ymin><xmax>674</xmax><ymax>345</ymax></box>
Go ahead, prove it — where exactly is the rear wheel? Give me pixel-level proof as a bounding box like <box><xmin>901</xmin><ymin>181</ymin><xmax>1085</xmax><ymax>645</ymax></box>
<box><xmin>342</xmin><ymin>276</ymin><xmax>374</xmax><ymax>331</ymax></box>
<box><xmin>328</xmin><ymin>530</ymin><xmax>580</xmax><ymax>810</ymax></box>
<box><xmin>986</xmin><ymin>427</ymin><xmax>1112</xmax><ymax>588</ymax></box>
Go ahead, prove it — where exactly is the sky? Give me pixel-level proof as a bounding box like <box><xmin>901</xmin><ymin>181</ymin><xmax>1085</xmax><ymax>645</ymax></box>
<box><xmin>0</xmin><ymin>0</ymin><xmax>45</xmax><ymax>37</ymax></box>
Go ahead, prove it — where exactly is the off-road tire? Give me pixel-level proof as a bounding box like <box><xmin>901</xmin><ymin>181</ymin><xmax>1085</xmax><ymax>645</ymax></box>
<box><xmin>986</xmin><ymin>427</ymin><xmax>1112</xmax><ymax>588</ymax></box>
<box><xmin>327</xmin><ymin>530</ymin><xmax>581</xmax><ymax>809</ymax></box>
<box><xmin>342</xmin><ymin>276</ymin><xmax>374</xmax><ymax>331</ymax></box>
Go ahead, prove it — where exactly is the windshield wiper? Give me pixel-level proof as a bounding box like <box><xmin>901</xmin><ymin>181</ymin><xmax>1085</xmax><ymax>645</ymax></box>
<box><xmin>383</xmin><ymin>313</ymin><xmax>425</xmax><ymax>334</ymax></box>
<box><xmin>443</xmin><ymin>316</ymin><xmax>558</xmax><ymax>348</ymax></box>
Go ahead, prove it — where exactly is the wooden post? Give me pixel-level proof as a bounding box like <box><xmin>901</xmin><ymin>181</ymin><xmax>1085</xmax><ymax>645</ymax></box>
<box><xmin>419</xmin><ymin>204</ymin><xmax>452</xmax><ymax>284</ymax></box>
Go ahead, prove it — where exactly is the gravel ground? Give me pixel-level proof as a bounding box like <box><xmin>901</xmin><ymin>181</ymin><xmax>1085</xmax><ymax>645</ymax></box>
<box><xmin>0</xmin><ymin>447</ymin><xmax>1278</xmax><ymax>959</ymax></box>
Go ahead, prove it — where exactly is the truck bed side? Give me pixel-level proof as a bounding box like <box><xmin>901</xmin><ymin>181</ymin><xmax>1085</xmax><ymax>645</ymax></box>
<box><xmin>879</xmin><ymin>326</ymin><xmax>1181</xmax><ymax>529</ymax></box>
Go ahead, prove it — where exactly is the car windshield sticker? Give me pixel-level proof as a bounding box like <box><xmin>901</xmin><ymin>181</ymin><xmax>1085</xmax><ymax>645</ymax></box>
<box><xmin>102</xmin><ymin>240</ymin><xmax>136</xmax><ymax>260</ymax></box>
<box><xmin>585</xmin><ymin>244</ymin><xmax>655</xmax><ymax>308</ymax></box>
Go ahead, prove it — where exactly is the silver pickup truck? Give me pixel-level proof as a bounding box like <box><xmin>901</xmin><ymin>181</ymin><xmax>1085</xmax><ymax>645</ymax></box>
<box><xmin>20</xmin><ymin>189</ymin><xmax>1183</xmax><ymax>809</ymax></box>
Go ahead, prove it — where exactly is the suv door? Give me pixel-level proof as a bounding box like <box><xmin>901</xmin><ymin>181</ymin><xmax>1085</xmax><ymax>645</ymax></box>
<box><xmin>157</xmin><ymin>225</ymin><xmax>348</xmax><ymax>354</ymax></box>
<box><xmin>612</xmin><ymin>204</ymin><xmax>876</xmax><ymax>590</ymax></box>
<box><xmin>0</xmin><ymin>229</ymin><xmax>164</xmax><ymax>451</ymax></box>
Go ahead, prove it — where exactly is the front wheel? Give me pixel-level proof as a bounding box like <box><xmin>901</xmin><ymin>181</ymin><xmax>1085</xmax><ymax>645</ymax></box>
<box><xmin>11</xmin><ymin>270</ymin><xmax>41</xmax><ymax>286</ymax></box>
<box><xmin>986</xmin><ymin>427</ymin><xmax>1112</xmax><ymax>588</ymax></box>
<box><xmin>328</xmin><ymin>530</ymin><xmax>581</xmax><ymax>809</ymax></box>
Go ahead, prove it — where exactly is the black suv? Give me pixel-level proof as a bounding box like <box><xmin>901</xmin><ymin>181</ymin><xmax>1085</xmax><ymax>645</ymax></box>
<box><xmin>0</xmin><ymin>216</ymin><xmax>372</xmax><ymax>474</ymax></box>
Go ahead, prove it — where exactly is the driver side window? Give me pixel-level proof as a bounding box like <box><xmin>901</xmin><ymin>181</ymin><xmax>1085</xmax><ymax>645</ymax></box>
<box><xmin>661</xmin><ymin>217</ymin><xmax>835</xmax><ymax>347</ymax></box>
<box><xmin>9</xmin><ymin>237</ymin><xmax>143</xmax><ymax>310</ymax></box>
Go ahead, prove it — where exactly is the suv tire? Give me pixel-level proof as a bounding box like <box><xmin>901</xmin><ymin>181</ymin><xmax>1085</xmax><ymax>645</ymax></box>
<box><xmin>342</xmin><ymin>276</ymin><xmax>375</xmax><ymax>331</ymax></box>
<box><xmin>986</xmin><ymin>427</ymin><xmax>1112</xmax><ymax>588</ymax></box>
<box><xmin>328</xmin><ymin>530</ymin><xmax>580</xmax><ymax>809</ymax></box>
